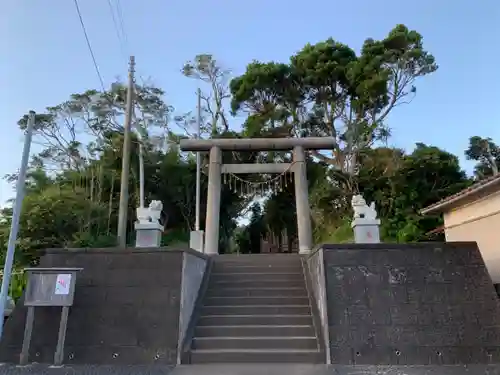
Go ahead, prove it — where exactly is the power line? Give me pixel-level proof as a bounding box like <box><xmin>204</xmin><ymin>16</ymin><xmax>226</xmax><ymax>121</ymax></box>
<box><xmin>106</xmin><ymin>0</ymin><xmax>128</xmax><ymax>59</ymax></box>
<box><xmin>115</xmin><ymin>0</ymin><xmax>129</xmax><ymax>48</ymax></box>
<box><xmin>73</xmin><ymin>0</ymin><xmax>106</xmax><ymax>92</ymax></box>
<box><xmin>106</xmin><ymin>0</ymin><xmax>145</xmax><ymax>89</ymax></box>
<box><xmin>107</xmin><ymin>1</ymin><xmax>149</xmax><ymax>87</ymax></box>
<box><xmin>105</xmin><ymin>1</ymin><xmax>149</xmax><ymax>89</ymax></box>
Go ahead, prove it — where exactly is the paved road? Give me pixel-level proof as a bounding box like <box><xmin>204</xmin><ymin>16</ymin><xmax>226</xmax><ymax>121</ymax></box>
<box><xmin>0</xmin><ymin>364</ymin><xmax>174</xmax><ymax>375</ymax></box>
<box><xmin>169</xmin><ymin>364</ymin><xmax>500</xmax><ymax>375</ymax></box>
<box><xmin>2</xmin><ymin>364</ymin><xmax>500</xmax><ymax>375</ymax></box>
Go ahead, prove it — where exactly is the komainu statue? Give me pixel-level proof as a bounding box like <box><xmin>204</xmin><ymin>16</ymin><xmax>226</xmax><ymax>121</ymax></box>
<box><xmin>136</xmin><ymin>200</ymin><xmax>163</xmax><ymax>224</ymax></box>
<box><xmin>351</xmin><ymin>194</ymin><xmax>377</xmax><ymax>220</ymax></box>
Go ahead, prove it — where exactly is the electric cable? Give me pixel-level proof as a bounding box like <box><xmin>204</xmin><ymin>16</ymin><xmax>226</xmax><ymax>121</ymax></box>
<box><xmin>106</xmin><ymin>0</ymin><xmax>128</xmax><ymax>59</ymax></box>
<box><xmin>73</xmin><ymin>0</ymin><xmax>106</xmax><ymax>92</ymax></box>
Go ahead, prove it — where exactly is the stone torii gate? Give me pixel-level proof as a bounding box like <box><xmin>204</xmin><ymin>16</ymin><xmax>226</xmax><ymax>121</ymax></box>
<box><xmin>179</xmin><ymin>137</ymin><xmax>335</xmax><ymax>255</ymax></box>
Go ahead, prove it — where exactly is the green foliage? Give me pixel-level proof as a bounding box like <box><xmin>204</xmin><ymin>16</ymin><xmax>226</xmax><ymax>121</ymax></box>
<box><xmin>0</xmin><ymin>185</ymin><xmax>111</xmax><ymax>266</ymax></box>
<box><xmin>236</xmin><ymin>203</ymin><xmax>264</xmax><ymax>254</ymax></box>
<box><xmin>314</xmin><ymin>218</ymin><xmax>353</xmax><ymax>244</ymax></box>
<box><xmin>70</xmin><ymin>232</ymin><xmax>117</xmax><ymax>248</ymax></box>
<box><xmin>162</xmin><ymin>228</ymin><xmax>190</xmax><ymax>247</ymax></box>
<box><xmin>0</xmin><ymin>270</ymin><xmax>27</xmax><ymax>302</ymax></box>
<box><xmin>0</xmin><ymin>78</ymin><xmax>245</xmax><ymax>273</ymax></box>
<box><xmin>358</xmin><ymin>143</ymin><xmax>471</xmax><ymax>242</ymax></box>
<box><xmin>465</xmin><ymin>136</ymin><xmax>500</xmax><ymax>178</ymax></box>
<box><xmin>244</xmin><ymin>141</ymin><xmax>471</xmax><ymax>247</ymax></box>
<box><xmin>0</xmin><ymin>28</ymin><xmax>490</xmax><ymax>275</ymax></box>
<box><xmin>8</xmin><ymin>272</ymin><xmax>27</xmax><ymax>302</ymax></box>
<box><xmin>182</xmin><ymin>54</ymin><xmax>231</xmax><ymax>135</ymax></box>
<box><xmin>230</xmin><ymin>24</ymin><xmax>438</xmax><ymax>174</ymax></box>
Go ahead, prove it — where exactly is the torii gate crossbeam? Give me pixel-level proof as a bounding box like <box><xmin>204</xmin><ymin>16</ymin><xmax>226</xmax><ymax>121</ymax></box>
<box><xmin>179</xmin><ymin>136</ymin><xmax>335</xmax><ymax>152</ymax></box>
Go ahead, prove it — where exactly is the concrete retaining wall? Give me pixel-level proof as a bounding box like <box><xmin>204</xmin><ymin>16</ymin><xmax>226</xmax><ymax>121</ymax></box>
<box><xmin>177</xmin><ymin>252</ymin><xmax>207</xmax><ymax>362</ymax></box>
<box><xmin>0</xmin><ymin>247</ymin><xmax>207</xmax><ymax>366</ymax></box>
<box><xmin>321</xmin><ymin>242</ymin><xmax>500</xmax><ymax>365</ymax></box>
<box><xmin>306</xmin><ymin>248</ymin><xmax>331</xmax><ymax>364</ymax></box>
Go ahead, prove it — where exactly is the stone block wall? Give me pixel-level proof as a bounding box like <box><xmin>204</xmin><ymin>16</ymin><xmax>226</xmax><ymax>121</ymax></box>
<box><xmin>0</xmin><ymin>247</ymin><xmax>207</xmax><ymax>365</ymax></box>
<box><xmin>322</xmin><ymin>242</ymin><xmax>500</xmax><ymax>365</ymax></box>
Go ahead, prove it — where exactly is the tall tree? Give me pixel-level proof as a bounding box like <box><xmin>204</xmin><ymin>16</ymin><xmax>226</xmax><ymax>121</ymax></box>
<box><xmin>17</xmin><ymin>81</ymin><xmax>171</xmax><ymax>171</ymax></box>
<box><xmin>465</xmin><ymin>136</ymin><xmax>500</xmax><ymax>178</ymax></box>
<box><xmin>2</xmin><ymin>81</ymin><xmax>249</xmax><ymax>266</ymax></box>
<box><xmin>181</xmin><ymin>54</ymin><xmax>232</xmax><ymax>136</ymax></box>
<box><xmin>359</xmin><ymin>143</ymin><xmax>471</xmax><ymax>242</ymax></box>
<box><xmin>230</xmin><ymin>24</ymin><xmax>437</xmax><ymax>178</ymax></box>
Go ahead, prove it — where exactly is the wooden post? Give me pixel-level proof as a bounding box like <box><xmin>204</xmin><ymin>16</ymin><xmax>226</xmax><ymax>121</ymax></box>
<box><xmin>19</xmin><ymin>306</ymin><xmax>35</xmax><ymax>365</ymax></box>
<box><xmin>54</xmin><ymin>306</ymin><xmax>70</xmax><ymax>365</ymax></box>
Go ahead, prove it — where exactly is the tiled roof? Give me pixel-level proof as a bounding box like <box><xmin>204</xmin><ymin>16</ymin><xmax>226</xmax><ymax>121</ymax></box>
<box><xmin>425</xmin><ymin>225</ymin><xmax>444</xmax><ymax>235</ymax></box>
<box><xmin>420</xmin><ymin>173</ymin><xmax>500</xmax><ymax>214</ymax></box>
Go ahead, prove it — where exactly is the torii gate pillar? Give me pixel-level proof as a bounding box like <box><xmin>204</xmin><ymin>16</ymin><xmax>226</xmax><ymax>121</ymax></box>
<box><xmin>293</xmin><ymin>146</ymin><xmax>313</xmax><ymax>254</ymax></box>
<box><xmin>205</xmin><ymin>146</ymin><xmax>222</xmax><ymax>255</ymax></box>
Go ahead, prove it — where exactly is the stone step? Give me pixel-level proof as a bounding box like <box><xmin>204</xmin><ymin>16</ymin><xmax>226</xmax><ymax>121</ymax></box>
<box><xmin>215</xmin><ymin>254</ymin><xmax>301</xmax><ymax>259</ymax></box>
<box><xmin>189</xmin><ymin>349</ymin><xmax>324</xmax><ymax>364</ymax></box>
<box><xmin>197</xmin><ymin>314</ymin><xmax>313</xmax><ymax>326</ymax></box>
<box><xmin>212</xmin><ymin>264</ymin><xmax>303</xmax><ymax>273</ymax></box>
<box><xmin>206</xmin><ymin>287</ymin><xmax>307</xmax><ymax>298</ymax></box>
<box><xmin>210</xmin><ymin>273</ymin><xmax>304</xmax><ymax>283</ymax></box>
<box><xmin>192</xmin><ymin>336</ymin><xmax>318</xmax><ymax>351</ymax></box>
<box><xmin>194</xmin><ymin>325</ymin><xmax>316</xmax><ymax>338</ymax></box>
<box><xmin>203</xmin><ymin>296</ymin><xmax>310</xmax><ymax>306</ymax></box>
<box><xmin>213</xmin><ymin>256</ymin><xmax>302</xmax><ymax>267</ymax></box>
<box><xmin>201</xmin><ymin>305</ymin><xmax>311</xmax><ymax>316</ymax></box>
<box><xmin>209</xmin><ymin>279</ymin><xmax>304</xmax><ymax>289</ymax></box>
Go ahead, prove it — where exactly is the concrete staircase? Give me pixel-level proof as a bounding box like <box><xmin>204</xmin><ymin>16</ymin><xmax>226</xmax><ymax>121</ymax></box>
<box><xmin>188</xmin><ymin>254</ymin><xmax>323</xmax><ymax>363</ymax></box>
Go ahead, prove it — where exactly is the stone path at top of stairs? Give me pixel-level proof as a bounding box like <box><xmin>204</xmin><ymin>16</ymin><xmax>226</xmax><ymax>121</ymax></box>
<box><xmin>187</xmin><ymin>254</ymin><xmax>324</xmax><ymax>364</ymax></box>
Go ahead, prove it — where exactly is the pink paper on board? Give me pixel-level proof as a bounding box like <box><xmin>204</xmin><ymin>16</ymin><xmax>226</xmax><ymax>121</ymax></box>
<box><xmin>54</xmin><ymin>274</ymin><xmax>71</xmax><ymax>295</ymax></box>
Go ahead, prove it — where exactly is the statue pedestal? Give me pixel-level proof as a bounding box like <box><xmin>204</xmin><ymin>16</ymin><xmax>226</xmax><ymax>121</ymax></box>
<box><xmin>190</xmin><ymin>230</ymin><xmax>205</xmax><ymax>253</ymax></box>
<box><xmin>135</xmin><ymin>222</ymin><xmax>163</xmax><ymax>248</ymax></box>
<box><xmin>351</xmin><ymin>218</ymin><xmax>381</xmax><ymax>244</ymax></box>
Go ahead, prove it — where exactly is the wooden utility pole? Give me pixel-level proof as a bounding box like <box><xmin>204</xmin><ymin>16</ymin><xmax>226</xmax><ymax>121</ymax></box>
<box><xmin>117</xmin><ymin>56</ymin><xmax>135</xmax><ymax>247</ymax></box>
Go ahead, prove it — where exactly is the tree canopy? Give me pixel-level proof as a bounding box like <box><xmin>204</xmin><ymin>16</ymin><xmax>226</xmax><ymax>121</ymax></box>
<box><xmin>2</xmin><ymin>24</ymin><xmax>496</xmax><ymax>283</ymax></box>
<box><xmin>465</xmin><ymin>136</ymin><xmax>500</xmax><ymax>178</ymax></box>
<box><xmin>230</xmin><ymin>25</ymin><xmax>437</xmax><ymax>175</ymax></box>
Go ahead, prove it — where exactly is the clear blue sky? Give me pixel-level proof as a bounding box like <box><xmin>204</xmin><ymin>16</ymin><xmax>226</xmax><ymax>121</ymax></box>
<box><xmin>1</xmin><ymin>0</ymin><xmax>499</xmax><ymax>204</ymax></box>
